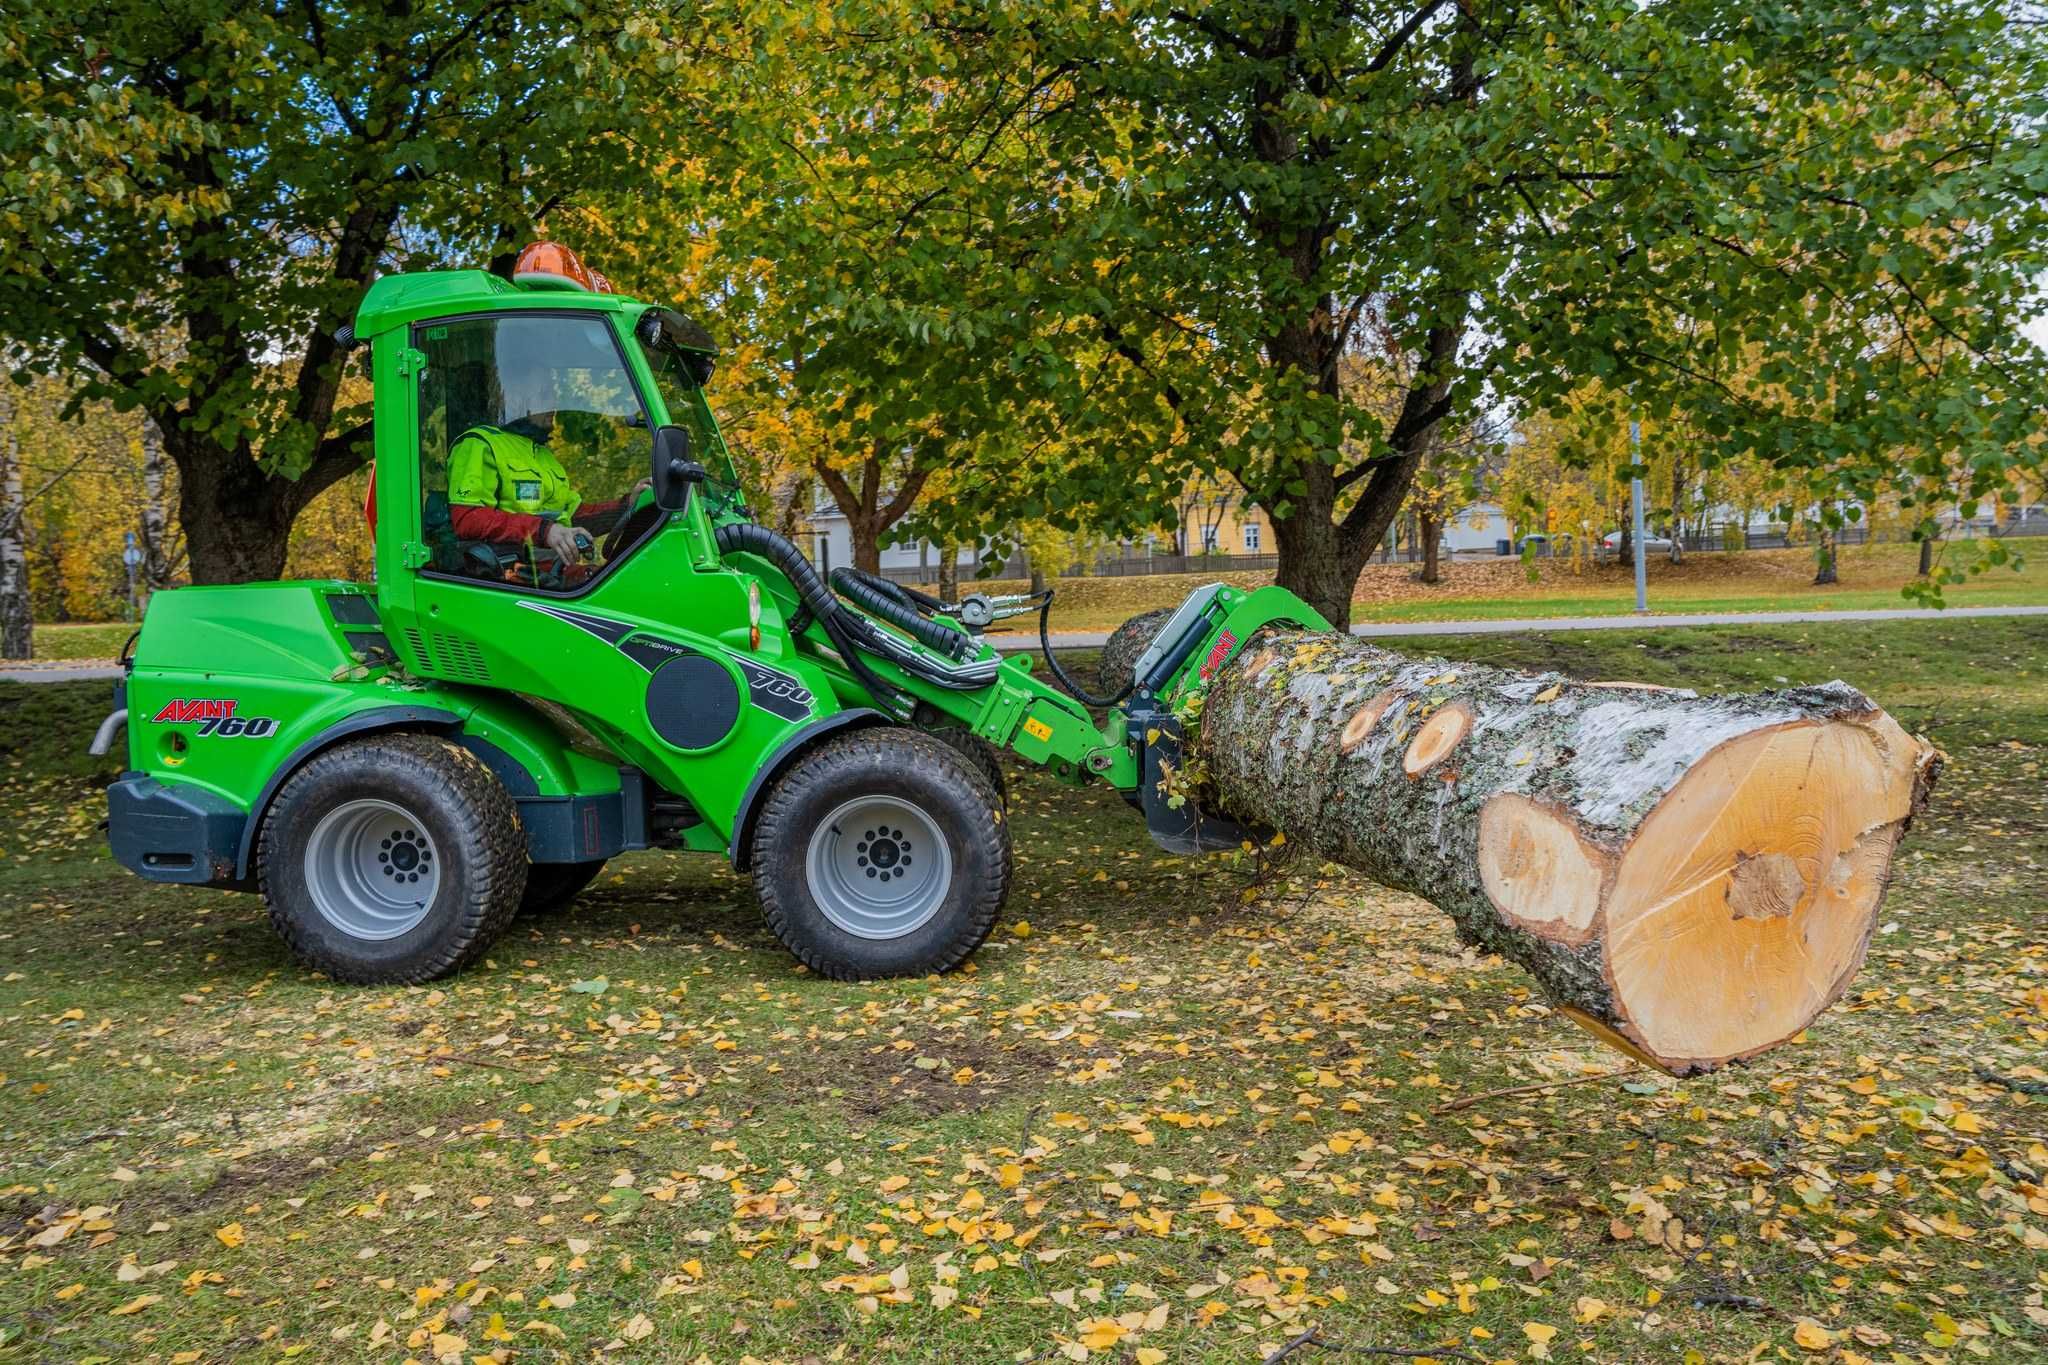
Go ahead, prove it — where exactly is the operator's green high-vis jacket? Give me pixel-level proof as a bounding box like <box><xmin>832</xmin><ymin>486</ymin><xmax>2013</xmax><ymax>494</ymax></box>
<box><xmin>448</xmin><ymin>425</ymin><xmax>581</xmax><ymax>520</ymax></box>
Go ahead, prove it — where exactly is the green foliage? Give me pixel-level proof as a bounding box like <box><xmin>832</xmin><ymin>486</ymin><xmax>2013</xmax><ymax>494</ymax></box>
<box><xmin>703</xmin><ymin>0</ymin><xmax>2048</xmax><ymax>618</ymax></box>
<box><xmin>0</xmin><ymin>1</ymin><xmax>680</xmax><ymax>578</ymax></box>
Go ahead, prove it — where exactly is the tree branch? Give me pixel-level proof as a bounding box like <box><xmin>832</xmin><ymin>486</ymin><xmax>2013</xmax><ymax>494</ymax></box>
<box><xmin>1361</xmin><ymin>0</ymin><xmax>1452</xmax><ymax>74</ymax></box>
<box><xmin>879</xmin><ymin>461</ymin><xmax>935</xmax><ymax>529</ymax></box>
<box><xmin>1167</xmin><ymin>8</ymin><xmax>1262</xmax><ymax>58</ymax></box>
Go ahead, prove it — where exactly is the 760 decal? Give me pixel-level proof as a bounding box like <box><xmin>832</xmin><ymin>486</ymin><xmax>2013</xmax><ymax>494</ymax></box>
<box><xmin>150</xmin><ymin>698</ymin><xmax>278</xmax><ymax>738</ymax></box>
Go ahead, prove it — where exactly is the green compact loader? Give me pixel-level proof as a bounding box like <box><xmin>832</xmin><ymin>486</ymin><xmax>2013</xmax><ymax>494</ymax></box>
<box><xmin>93</xmin><ymin>251</ymin><xmax>1326</xmax><ymax>984</ymax></box>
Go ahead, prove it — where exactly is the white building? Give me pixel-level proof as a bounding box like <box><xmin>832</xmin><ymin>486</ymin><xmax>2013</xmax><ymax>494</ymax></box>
<box><xmin>1442</xmin><ymin>501</ymin><xmax>1509</xmax><ymax>553</ymax></box>
<box><xmin>806</xmin><ymin>505</ymin><xmax>982</xmax><ymax>578</ymax></box>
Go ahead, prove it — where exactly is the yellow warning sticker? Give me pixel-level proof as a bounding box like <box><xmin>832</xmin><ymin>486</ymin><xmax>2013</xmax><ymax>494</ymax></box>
<box><xmin>1021</xmin><ymin>716</ymin><xmax>1053</xmax><ymax>742</ymax></box>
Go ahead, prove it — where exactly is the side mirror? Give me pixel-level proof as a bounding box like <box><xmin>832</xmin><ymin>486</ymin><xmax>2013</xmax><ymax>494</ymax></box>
<box><xmin>651</xmin><ymin>425</ymin><xmax>707</xmax><ymax>511</ymax></box>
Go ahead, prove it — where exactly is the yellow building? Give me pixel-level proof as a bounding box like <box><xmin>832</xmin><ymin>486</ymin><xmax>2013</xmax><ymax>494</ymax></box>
<box><xmin>1165</xmin><ymin>478</ymin><xmax>1273</xmax><ymax>556</ymax></box>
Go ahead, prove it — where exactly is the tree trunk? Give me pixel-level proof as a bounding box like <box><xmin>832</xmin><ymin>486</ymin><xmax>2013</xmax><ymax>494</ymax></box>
<box><xmin>1417</xmin><ymin>513</ymin><xmax>1443</xmax><ymax>585</ymax></box>
<box><xmin>1813</xmin><ymin>527</ymin><xmax>1838</xmax><ymax>586</ymax></box>
<box><xmin>1192</xmin><ymin>628</ymin><xmax>1937</xmax><ymax>1073</ymax></box>
<box><xmin>845</xmin><ymin>517</ymin><xmax>883</xmax><ymax>575</ymax></box>
<box><xmin>1917</xmin><ymin>535</ymin><xmax>1933</xmax><ymax>576</ymax></box>
<box><xmin>139</xmin><ymin>417</ymin><xmax>176</xmax><ymax>596</ymax></box>
<box><xmin>1272</xmin><ymin>508</ymin><xmax>1370</xmax><ymax>633</ymax></box>
<box><xmin>176</xmin><ymin>444</ymin><xmax>301</xmax><ymax>584</ymax></box>
<box><xmin>937</xmin><ymin>543</ymin><xmax>960</xmax><ymax>604</ymax></box>
<box><xmin>0</xmin><ymin>385</ymin><xmax>31</xmax><ymax>659</ymax></box>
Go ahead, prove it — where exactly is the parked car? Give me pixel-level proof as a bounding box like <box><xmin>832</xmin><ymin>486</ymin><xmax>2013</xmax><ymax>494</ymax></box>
<box><xmin>1598</xmin><ymin>529</ymin><xmax>1675</xmax><ymax>558</ymax></box>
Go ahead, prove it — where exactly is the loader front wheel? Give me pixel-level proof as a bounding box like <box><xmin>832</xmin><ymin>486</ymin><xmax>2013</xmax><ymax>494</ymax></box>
<box><xmin>751</xmin><ymin>729</ymin><xmax>1009</xmax><ymax>980</ymax></box>
<box><xmin>258</xmin><ymin>734</ymin><xmax>526</xmax><ymax>984</ymax></box>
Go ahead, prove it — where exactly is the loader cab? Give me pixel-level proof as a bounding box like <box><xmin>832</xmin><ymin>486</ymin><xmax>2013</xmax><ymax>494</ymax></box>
<box><xmin>409</xmin><ymin>309</ymin><xmax>661</xmax><ymax>593</ymax></box>
<box><xmin>350</xmin><ymin>255</ymin><xmax>739</xmax><ymax>696</ymax></box>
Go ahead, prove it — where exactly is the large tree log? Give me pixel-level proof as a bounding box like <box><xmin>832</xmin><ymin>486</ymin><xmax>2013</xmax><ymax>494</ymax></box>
<box><xmin>1099</xmin><ymin>607</ymin><xmax>1174</xmax><ymax>695</ymax></box>
<box><xmin>1146</xmin><ymin>622</ymin><xmax>1938</xmax><ymax>1074</ymax></box>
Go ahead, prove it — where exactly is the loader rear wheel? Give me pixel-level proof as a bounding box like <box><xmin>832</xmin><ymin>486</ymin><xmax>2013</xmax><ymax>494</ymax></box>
<box><xmin>751</xmin><ymin>729</ymin><xmax>1009</xmax><ymax>980</ymax></box>
<box><xmin>257</xmin><ymin>734</ymin><xmax>525</xmax><ymax>984</ymax></box>
<box><xmin>521</xmin><ymin>859</ymin><xmax>607</xmax><ymax>915</ymax></box>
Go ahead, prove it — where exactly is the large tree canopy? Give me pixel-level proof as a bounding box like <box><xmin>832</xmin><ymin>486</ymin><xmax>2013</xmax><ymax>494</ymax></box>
<box><xmin>0</xmin><ymin>2</ymin><xmax>677</xmax><ymax>582</ymax></box>
<box><xmin>728</xmin><ymin>0</ymin><xmax>2047</xmax><ymax>624</ymax></box>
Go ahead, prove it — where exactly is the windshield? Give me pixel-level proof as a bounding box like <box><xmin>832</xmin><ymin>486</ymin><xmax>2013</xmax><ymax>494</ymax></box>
<box><xmin>635</xmin><ymin>327</ymin><xmax>742</xmax><ymax>503</ymax></box>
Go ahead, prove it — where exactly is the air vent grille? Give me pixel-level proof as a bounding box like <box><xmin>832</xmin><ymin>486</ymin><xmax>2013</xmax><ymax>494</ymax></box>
<box><xmin>433</xmin><ymin>633</ymin><xmax>492</xmax><ymax>681</ymax></box>
<box><xmin>402</xmin><ymin>627</ymin><xmax>493</xmax><ymax>681</ymax></box>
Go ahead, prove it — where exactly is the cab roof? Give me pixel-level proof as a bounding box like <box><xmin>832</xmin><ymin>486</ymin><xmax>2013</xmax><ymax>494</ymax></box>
<box><xmin>351</xmin><ymin>269</ymin><xmax>644</xmax><ymax>340</ymax></box>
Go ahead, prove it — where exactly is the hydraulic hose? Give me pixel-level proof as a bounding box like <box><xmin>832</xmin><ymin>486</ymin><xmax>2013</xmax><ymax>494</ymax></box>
<box><xmin>856</xmin><ymin>569</ymin><xmax>949</xmax><ymax>615</ymax></box>
<box><xmin>829</xmin><ymin>566</ymin><xmax>976</xmax><ymax>662</ymax></box>
<box><xmin>714</xmin><ymin>521</ymin><xmax>840</xmax><ymax>624</ymax></box>
<box><xmin>714</xmin><ymin>521</ymin><xmax>901</xmax><ymax>708</ymax></box>
<box><xmin>1039</xmin><ymin>591</ymin><xmax>1134</xmax><ymax>708</ymax></box>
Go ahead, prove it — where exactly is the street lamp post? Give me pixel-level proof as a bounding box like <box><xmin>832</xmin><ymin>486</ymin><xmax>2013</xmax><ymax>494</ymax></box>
<box><xmin>1629</xmin><ymin>421</ymin><xmax>1648</xmax><ymax>614</ymax></box>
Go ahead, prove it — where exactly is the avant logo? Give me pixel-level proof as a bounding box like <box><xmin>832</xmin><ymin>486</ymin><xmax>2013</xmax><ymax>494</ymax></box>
<box><xmin>151</xmin><ymin>698</ymin><xmax>278</xmax><ymax>738</ymax></box>
<box><xmin>1198</xmin><ymin>628</ymin><xmax>1239</xmax><ymax>680</ymax></box>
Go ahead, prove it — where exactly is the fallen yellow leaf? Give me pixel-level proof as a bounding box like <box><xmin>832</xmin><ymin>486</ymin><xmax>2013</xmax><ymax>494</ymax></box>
<box><xmin>1793</xmin><ymin>1319</ymin><xmax>1834</xmax><ymax>1351</ymax></box>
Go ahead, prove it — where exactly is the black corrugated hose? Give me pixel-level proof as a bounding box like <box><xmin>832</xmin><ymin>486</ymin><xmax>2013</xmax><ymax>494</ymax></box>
<box><xmin>828</xmin><ymin>567</ymin><xmax>976</xmax><ymax>662</ymax></box>
<box><xmin>713</xmin><ymin>522</ymin><xmax>901</xmax><ymax>709</ymax></box>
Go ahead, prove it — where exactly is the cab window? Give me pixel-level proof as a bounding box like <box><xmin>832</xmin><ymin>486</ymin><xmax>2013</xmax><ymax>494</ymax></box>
<box><xmin>413</xmin><ymin>313</ymin><xmax>656</xmax><ymax>591</ymax></box>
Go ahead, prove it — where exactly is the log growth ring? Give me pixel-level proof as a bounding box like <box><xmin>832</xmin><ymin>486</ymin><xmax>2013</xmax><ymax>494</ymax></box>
<box><xmin>1600</xmin><ymin>717</ymin><xmax>1914</xmax><ymax>1070</ymax></box>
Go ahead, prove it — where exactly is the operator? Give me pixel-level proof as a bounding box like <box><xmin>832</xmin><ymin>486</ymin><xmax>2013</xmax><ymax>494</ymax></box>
<box><xmin>446</xmin><ymin>368</ymin><xmax>647</xmax><ymax>568</ymax></box>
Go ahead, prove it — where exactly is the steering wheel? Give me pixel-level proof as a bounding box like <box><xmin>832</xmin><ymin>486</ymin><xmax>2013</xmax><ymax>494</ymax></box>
<box><xmin>464</xmin><ymin>531</ymin><xmax>597</xmax><ymax>590</ymax></box>
<box><xmin>602</xmin><ymin>493</ymin><xmax>663</xmax><ymax>562</ymax></box>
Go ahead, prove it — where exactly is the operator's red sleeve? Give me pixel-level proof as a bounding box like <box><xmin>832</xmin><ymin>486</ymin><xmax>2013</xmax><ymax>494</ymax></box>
<box><xmin>570</xmin><ymin>497</ymin><xmax>625</xmax><ymax>530</ymax></box>
<box><xmin>450</xmin><ymin>503</ymin><xmax>546</xmax><ymax>543</ymax></box>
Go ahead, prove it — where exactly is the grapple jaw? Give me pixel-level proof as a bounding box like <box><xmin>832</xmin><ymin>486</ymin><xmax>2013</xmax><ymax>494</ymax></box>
<box><xmin>1118</xmin><ymin>583</ymin><xmax>1327</xmax><ymax>855</ymax></box>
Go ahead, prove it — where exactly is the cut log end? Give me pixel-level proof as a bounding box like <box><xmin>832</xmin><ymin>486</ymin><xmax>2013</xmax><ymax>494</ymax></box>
<box><xmin>1403</xmin><ymin>701</ymin><xmax>1472</xmax><ymax>775</ymax></box>
<box><xmin>1599</xmin><ymin>715</ymin><xmax>1929</xmax><ymax>1072</ymax></box>
<box><xmin>1477</xmin><ymin>795</ymin><xmax>1610</xmax><ymax>943</ymax></box>
<box><xmin>1339</xmin><ymin>690</ymin><xmax>1397</xmax><ymax>754</ymax></box>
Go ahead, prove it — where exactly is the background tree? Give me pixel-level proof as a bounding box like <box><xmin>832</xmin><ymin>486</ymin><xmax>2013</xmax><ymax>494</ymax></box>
<box><xmin>0</xmin><ymin>380</ymin><xmax>28</xmax><ymax>657</ymax></box>
<box><xmin>0</xmin><ymin>2</ymin><xmax>676</xmax><ymax>583</ymax></box>
<box><xmin>771</xmin><ymin>0</ymin><xmax>2045</xmax><ymax>626</ymax></box>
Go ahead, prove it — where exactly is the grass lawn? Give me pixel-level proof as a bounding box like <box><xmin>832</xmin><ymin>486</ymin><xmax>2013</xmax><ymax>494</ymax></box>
<box><xmin>1</xmin><ymin>619</ymin><xmax>2042</xmax><ymax>1363</ymax></box>
<box><xmin>27</xmin><ymin>623</ymin><xmax>136</xmax><ymax>663</ymax></box>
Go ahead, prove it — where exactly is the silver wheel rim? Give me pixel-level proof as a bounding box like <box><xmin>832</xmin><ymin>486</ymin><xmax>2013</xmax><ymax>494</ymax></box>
<box><xmin>303</xmin><ymin>798</ymin><xmax>441</xmax><ymax>941</ymax></box>
<box><xmin>804</xmin><ymin>795</ymin><xmax>952</xmax><ymax>941</ymax></box>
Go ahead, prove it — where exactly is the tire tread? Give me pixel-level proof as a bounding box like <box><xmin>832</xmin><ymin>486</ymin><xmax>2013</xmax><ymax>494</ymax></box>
<box><xmin>753</xmin><ymin>728</ymin><xmax>1008</xmax><ymax>980</ymax></box>
<box><xmin>257</xmin><ymin>733</ymin><xmax>525</xmax><ymax>984</ymax></box>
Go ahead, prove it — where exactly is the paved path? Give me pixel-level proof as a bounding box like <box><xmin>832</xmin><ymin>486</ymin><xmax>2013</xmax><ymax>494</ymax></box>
<box><xmin>988</xmin><ymin>603</ymin><xmax>2048</xmax><ymax>651</ymax></box>
<box><xmin>0</xmin><ymin>664</ymin><xmax>125</xmax><ymax>683</ymax></box>
<box><xmin>5</xmin><ymin>604</ymin><xmax>2043</xmax><ymax>683</ymax></box>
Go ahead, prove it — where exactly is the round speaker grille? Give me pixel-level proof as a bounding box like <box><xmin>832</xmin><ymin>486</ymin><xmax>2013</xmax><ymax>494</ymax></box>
<box><xmin>645</xmin><ymin>654</ymin><xmax>741</xmax><ymax>750</ymax></box>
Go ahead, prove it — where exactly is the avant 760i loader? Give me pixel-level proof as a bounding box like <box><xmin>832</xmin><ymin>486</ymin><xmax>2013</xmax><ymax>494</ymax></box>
<box><xmin>93</xmin><ymin>248</ymin><xmax>1323</xmax><ymax>984</ymax></box>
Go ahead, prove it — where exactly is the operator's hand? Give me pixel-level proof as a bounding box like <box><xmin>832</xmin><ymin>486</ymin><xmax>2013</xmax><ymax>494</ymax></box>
<box><xmin>627</xmin><ymin>477</ymin><xmax>652</xmax><ymax>501</ymax></box>
<box><xmin>540</xmin><ymin>520</ymin><xmax>582</xmax><ymax>564</ymax></box>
